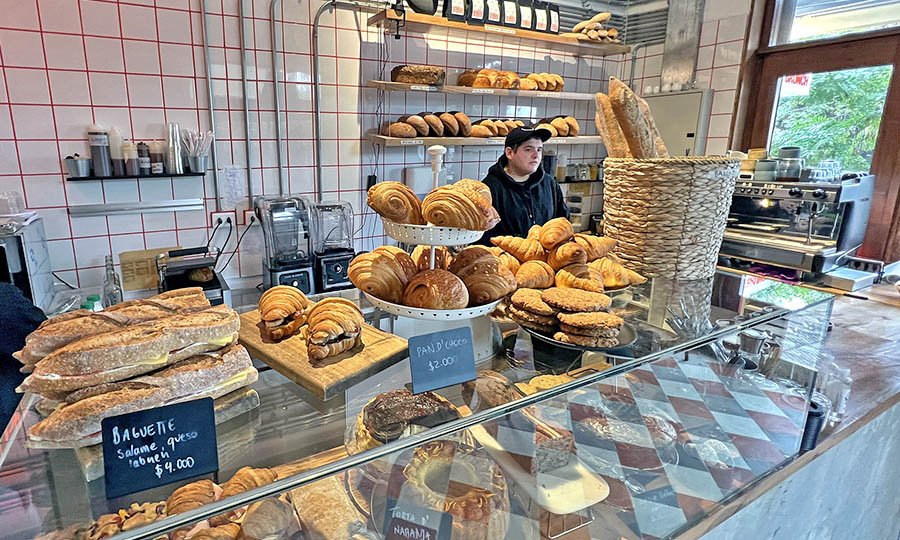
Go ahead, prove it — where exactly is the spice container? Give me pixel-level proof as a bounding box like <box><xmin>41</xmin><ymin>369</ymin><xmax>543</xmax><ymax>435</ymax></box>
<box><xmin>150</xmin><ymin>141</ymin><xmax>166</xmax><ymax>175</ymax></box>
<box><xmin>87</xmin><ymin>124</ymin><xmax>112</xmax><ymax>177</ymax></box>
<box><xmin>137</xmin><ymin>142</ymin><xmax>151</xmax><ymax>176</ymax></box>
<box><xmin>109</xmin><ymin>127</ymin><xmax>125</xmax><ymax>176</ymax></box>
<box><xmin>123</xmin><ymin>141</ymin><xmax>139</xmax><ymax>176</ymax></box>
<box><xmin>555</xmin><ymin>154</ymin><xmax>568</xmax><ymax>182</ymax></box>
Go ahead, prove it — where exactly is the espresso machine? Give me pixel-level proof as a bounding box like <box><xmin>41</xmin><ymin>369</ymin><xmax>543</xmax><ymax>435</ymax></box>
<box><xmin>719</xmin><ymin>173</ymin><xmax>875</xmax><ymax>283</ymax></box>
<box><xmin>311</xmin><ymin>200</ymin><xmax>355</xmax><ymax>292</ymax></box>
<box><xmin>254</xmin><ymin>196</ymin><xmax>315</xmax><ymax>293</ymax></box>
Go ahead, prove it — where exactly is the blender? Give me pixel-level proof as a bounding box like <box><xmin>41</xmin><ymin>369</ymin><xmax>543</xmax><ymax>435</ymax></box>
<box><xmin>254</xmin><ymin>195</ymin><xmax>315</xmax><ymax>293</ymax></box>
<box><xmin>311</xmin><ymin>200</ymin><xmax>355</xmax><ymax>292</ymax></box>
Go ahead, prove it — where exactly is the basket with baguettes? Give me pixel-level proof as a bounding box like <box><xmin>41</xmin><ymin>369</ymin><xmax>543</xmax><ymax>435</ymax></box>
<box><xmin>596</xmin><ymin>77</ymin><xmax>739</xmax><ymax>280</ymax></box>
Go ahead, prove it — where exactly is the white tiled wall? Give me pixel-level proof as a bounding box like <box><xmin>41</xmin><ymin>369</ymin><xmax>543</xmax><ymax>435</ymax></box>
<box><xmin>0</xmin><ymin>0</ymin><xmax>749</xmax><ymax>287</ymax></box>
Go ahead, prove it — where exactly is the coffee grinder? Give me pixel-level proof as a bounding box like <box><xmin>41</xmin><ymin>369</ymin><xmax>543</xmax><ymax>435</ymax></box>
<box><xmin>311</xmin><ymin>200</ymin><xmax>355</xmax><ymax>292</ymax></box>
<box><xmin>254</xmin><ymin>195</ymin><xmax>315</xmax><ymax>293</ymax></box>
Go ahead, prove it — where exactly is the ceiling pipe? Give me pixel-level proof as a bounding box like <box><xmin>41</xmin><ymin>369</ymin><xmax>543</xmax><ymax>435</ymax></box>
<box><xmin>239</xmin><ymin>0</ymin><xmax>254</xmax><ymax>203</ymax></box>
<box><xmin>200</xmin><ymin>0</ymin><xmax>222</xmax><ymax>211</ymax></box>
<box><xmin>271</xmin><ymin>0</ymin><xmax>288</xmax><ymax>195</ymax></box>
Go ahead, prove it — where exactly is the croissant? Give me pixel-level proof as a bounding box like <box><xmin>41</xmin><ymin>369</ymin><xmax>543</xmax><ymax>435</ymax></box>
<box><xmin>193</xmin><ymin>524</ymin><xmax>241</xmax><ymax>540</ymax></box>
<box><xmin>258</xmin><ymin>286</ymin><xmax>312</xmax><ymax>340</ymax></box>
<box><xmin>555</xmin><ymin>263</ymin><xmax>604</xmax><ymax>293</ymax></box>
<box><xmin>402</xmin><ymin>269</ymin><xmax>469</xmax><ymax>309</ymax></box>
<box><xmin>238</xmin><ymin>498</ymin><xmax>295</xmax><ymax>540</ymax></box>
<box><xmin>422</xmin><ymin>180</ymin><xmax>500</xmax><ymax>231</ymax></box>
<box><xmin>573</xmin><ymin>233</ymin><xmax>616</xmax><ymax>261</ymax></box>
<box><xmin>410</xmin><ymin>245</ymin><xmax>453</xmax><ymax>272</ymax></box>
<box><xmin>547</xmin><ymin>241</ymin><xmax>587</xmax><ymax>270</ymax></box>
<box><xmin>527</xmin><ymin>224</ymin><xmax>542</xmax><ymax>240</ymax></box>
<box><xmin>515</xmin><ymin>260</ymin><xmax>556</xmax><ymax>289</ymax></box>
<box><xmin>588</xmin><ymin>256</ymin><xmax>648</xmax><ymax>289</ymax></box>
<box><xmin>496</xmin><ymin>250</ymin><xmax>521</xmax><ymax>275</ymax></box>
<box><xmin>448</xmin><ymin>245</ymin><xmax>494</xmax><ymax>275</ymax></box>
<box><xmin>210</xmin><ymin>468</ymin><xmax>277</xmax><ymax>526</ymax></box>
<box><xmin>305</xmin><ymin>298</ymin><xmax>364</xmax><ymax>361</ymax></box>
<box><xmin>539</xmin><ymin>217</ymin><xmax>574</xmax><ymax>250</ymax></box>
<box><xmin>366</xmin><ymin>181</ymin><xmax>425</xmax><ymax>225</ymax></box>
<box><xmin>490</xmin><ymin>236</ymin><xmax>546</xmax><ymax>262</ymax></box>
<box><xmin>348</xmin><ymin>247</ymin><xmax>417</xmax><ymax>304</ymax></box>
<box><xmin>167</xmin><ymin>480</ymin><xmax>217</xmax><ymax>540</ymax></box>
<box><xmin>456</xmin><ymin>258</ymin><xmax>517</xmax><ymax>305</ymax></box>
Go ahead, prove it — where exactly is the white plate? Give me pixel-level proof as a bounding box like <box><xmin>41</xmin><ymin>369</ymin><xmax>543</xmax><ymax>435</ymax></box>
<box><xmin>363</xmin><ymin>292</ymin><xmax>501</xmax><ymax>321</ymax></box>
<box><xmin>382</xmin><ymin>220</ymin><xmax>486</xmax><ymax>246</ymax></box>
<box><xmin>470</xmin><ymin>424</ymin><xmax>609</xmax><ymax>514</ymax></box>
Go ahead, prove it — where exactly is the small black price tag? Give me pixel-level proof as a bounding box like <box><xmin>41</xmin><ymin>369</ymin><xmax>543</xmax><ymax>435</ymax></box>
<box><xmin>101</xmin><ymin>398</ymin><xmax>219</xmax><ymax>499</ymax></box>
<box><xmin>384</xmin><ymin>498</ymin><xmax>453</xmax><ymax>540</ymax></box>
<box><xmin>408</xmin><ymin>327</ymin><xmax>476</xmax><ymax>394</ymax></box>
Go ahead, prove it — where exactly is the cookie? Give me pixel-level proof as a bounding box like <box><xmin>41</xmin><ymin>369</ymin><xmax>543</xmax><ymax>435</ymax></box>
<box><xmin>510</xmin><ymin>288</ymin><xmax>558</xmax><ymax>316</ymax></box>
<box><xmin>559</xmin><ymin>323</ymin><xmax>620</xmax><ymax>338</ymax></box>
<box><xmin>554</xmin><ymin>332</ymin><xmax>620</xmax><ymax>348</ymax></box>
<box><xmin>508</xmin><ymin>305</ymin><xmax>557</xmax><ymax>326</ymax></box>
<box><xmin>541</xmin><ymin>287</ymin><xmax>612</xmax><ymax>313</ymax></box>
<box><xmin>557</xmin><ymin>311</ymin><xmax>624</xmax><ymax>330</ymax></box>
<box><xmin>510</xmin><ymin>312</ymin><xmax>556</xmax><ymax>333</ymax></box>
<box><xmin>529</xmin><ymin>374</ymin><xmax>575</xmax><ymax>391</ymax></box>
<box><xmin>515</xmin><ymin>382</ymin><xmax>537</xmax><ymax>396</ymax></box>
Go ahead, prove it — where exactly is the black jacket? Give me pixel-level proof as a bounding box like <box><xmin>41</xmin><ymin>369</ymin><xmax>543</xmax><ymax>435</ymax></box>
<box><xmin>479</xmin><ymin>157</ymin><xmax>569</xmax><ymax>245</ymax></box>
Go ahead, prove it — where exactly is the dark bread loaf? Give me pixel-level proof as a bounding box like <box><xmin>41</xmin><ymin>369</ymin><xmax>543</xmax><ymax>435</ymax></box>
<box><xmin>390</xmin><ymin>65</ymin><xmax>445</xmax><ymax>85</ymax></box>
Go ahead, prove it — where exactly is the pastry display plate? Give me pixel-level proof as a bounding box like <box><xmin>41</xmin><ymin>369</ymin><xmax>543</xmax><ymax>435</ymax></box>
<box><xmin>382</xmin><ymin>220</ymin><xmax>485</xmax><ymax>246</ymax></box>
<box><xmin>363</xmin><ymin>292</ymin><xmax>502</xmax><ymax>320</ymax></box>
<box><xmin>469</xmin><ymin>424</ymin><xmax>610</xmax><ymax>515</ymax></box>
<box><xmin>522</xmin><ymin>323</ymin><xmax>637</xmax><ymax>352</ymax></box>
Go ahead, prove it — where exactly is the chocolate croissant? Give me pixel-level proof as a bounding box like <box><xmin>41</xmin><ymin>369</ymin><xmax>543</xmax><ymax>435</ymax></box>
<box><xmin>402</xmin><ymin>269</ymin><xmax>469</xmax><ymax>309</ymax></box>
<box><xmin>555</xmin><ymin>263</ymin><xmax>604</xmax><ymax>293</ymax></box>
<box><xmin>305</xmin><ymin>298</ymin><xmax>364</xmax><ymax>361</ymax></box>
<box><xmin>348</xmin><ymin>247</ymin><xmax>417</xmax><ymax>304</ymax></box>
<box><xmin>258</xmin><ymin>286</ymin><xmax>312</xmax><ymax>340</ymax></box>
<box><xmin>573</xmin><ymin>233</ymin><xmax>616</xmax><ymax>261</ymax></box>
<box><xmin>515</xmin><ymin>260</ymin><xmax>556</xmax><ymax>289</ymax></box>
<box><xmin>422</xmin><ymin>179</ymin><xmax>500</xmax><ymax>231</ymax></box>
<box><xmin>456</xmin><ymin>257</ymin><xmax>517</xmax><ymax>305</ymax></box>
<box><xmin>588</xmin><ymin>256</ymin><xmax>647</xmax><ymax>289</ymax></box>
<box><xmin>366</xmin><ymin>181</ymin><xmax>425</xmax><ymax>225</ymax></box>
<box><xmin>490</xmin><ymin>236</ymin><xmax>546</xmax><ymax>263</ymax></box>
<box><xmin>539</xmin><ymin>217</ymin><xmax>574</xmax><ymax>250</ymax></box>
<box><xmin>448</xmin><ymin>245</ymin><xmax>494</xmax><ymax>275</ymax></box>
<box><xmin>547</xmin><ymin>241</ymin><xmax>587</xmax><ymax>270</ymax></box>
<box><xmin>410</xmin><ymin>245</ymin><xmax>453</xmax><ymax>272</ymax></box>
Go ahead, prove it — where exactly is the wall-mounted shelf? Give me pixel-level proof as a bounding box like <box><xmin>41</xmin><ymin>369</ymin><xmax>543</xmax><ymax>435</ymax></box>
<box><xmin>65</xmin><ymin>172</ymin><xmax>205</xmax><ymax>182</ymax></box>
<box><xmin>367</xmin><ymin>80</ymin><xmax>597</xmax><ymax>101</ymax></box>
<box><xmin>367</xmin><ymin>10</ymin><xmax>631</xmax><ymax>58</ymax></box>
<box><xmin>67</xmin><ymin>199</ymin><xmax>204</xmax><ymax>217</ymax></box>
<box><xmin>367</xmin><ymin>134</ymin><xmax>604</xmax><ymax>147</ymax></box>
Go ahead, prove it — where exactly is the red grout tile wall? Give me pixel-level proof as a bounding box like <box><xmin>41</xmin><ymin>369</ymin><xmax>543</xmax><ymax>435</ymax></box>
<box><xmin>0</xmin><ymin>0</ymin><xmax>748</xmax><ymax>289</ymax></box>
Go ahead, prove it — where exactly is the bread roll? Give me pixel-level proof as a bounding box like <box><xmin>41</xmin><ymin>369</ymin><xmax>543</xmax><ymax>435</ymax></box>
<box><xmin>550</xmin><ymin>117</ymin><xmax>569</xmax><ymax>137</ymax></box>
<box><xmin>366</xmin><ymin>181</ymin><xmax>424</xmax><ymax>225</ymax></box>
<box><xmin>518</xmin><ymin>78</ymin><xmax>538</xmax><ymax>91</ymax></box>
<box><xmin>438</xmin><ymin>112</ymin><xmax>459</xmax><ymax>136</ymax></box>
<box><xmin>402</xmin><ymin>270</ymin><xmax>469</xmax><ymax>309</ymax></box>
<box><xmin>457</xmin><ymin>70</ymin><xmax>477</xmax><ymax>87</ymax></box>
<box><xmin>536</xmin><ymin>122</ymin><xmax>558</xmax><ymax>138</ymax></box>
<box><xmin>420</xmin><ymin>113</ymin><xmax>444</xmax><ymax>136</ymax></box>
<box><xmin>477</xmin><ymin>119</ymin><xmax>498</xmax><ymax>136</ymax></box>
<box><xmin>470</xmin><ymin>125</ymin><xmax>492</xmax><ymax>138</ymax></box>
<box><xmin>549</xmin><ymin>74</ymin><xmax>564</xmax><ymax>91</ymax></box>
<box><xmin>381</xmin><ymin>121</ymin><xmax>417</xmax><ymax>138</ymax></box>
<box><xmin>539</xmin><ymin>217</ymin><xmax>574</xmax><ymax>250</ymax></box>
<box><xmin>526</xmin><ymin>73</ymin><xmax>548</xmax><ymax>91</ymax></box>
<box><xmin>565</xmin><ymin>116</ymin><xmax>580</xmax><ymax>136</ymax></box>
<box><xmin>399</xmin><ymin>115</ymin><xmax>429</xmax><ymax>136</ymax></box>
<box><xmin>590</xmin><ymin>12</ymin><xmax>611</xmax><ymax>23</ymax></box>
<box><xmin>454</xmin><ymin>111</ymin><xmax>472</xmax><ymax>137</ymax></box>
<box><xmin>503</xmin><ymin>120</ymin><xmax>518</xmax><ymax>132</ymax></box>
<box><xmin>494</xmin><ymin>120</ymin><xmax>510</xmax><ymax>136</ymax></box>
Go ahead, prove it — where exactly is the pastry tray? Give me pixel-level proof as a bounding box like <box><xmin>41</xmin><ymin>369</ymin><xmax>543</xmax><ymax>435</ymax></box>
<box><xmin>363</xmin><ymin>292</ymin><xmax>502</xmax><ymax>321</ymax></box>
<box><xmin>382</xmin><ymin>220</ymin><xmax>486</xmax><ymax>246</ymax></box>
<box><xmin>522</xmin><ymin>323</ymin><xmax>638</xmax><ymax>353</ymax></box>
<box><xmin>469</xmin><ymin>424</ymin><xmax>609</xmax><ymax>515</ymax></box>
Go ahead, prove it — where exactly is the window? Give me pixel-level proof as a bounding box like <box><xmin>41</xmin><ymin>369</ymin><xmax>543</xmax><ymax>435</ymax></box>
<box><xmin>771</xmin><ymin>0</ymin><xmax>900</xmax><ymax>46</ymax></box>
<box><xmin>769</xmin><ymin>65</ymin><xmax>893</xmax><ymax>171</ymax></box>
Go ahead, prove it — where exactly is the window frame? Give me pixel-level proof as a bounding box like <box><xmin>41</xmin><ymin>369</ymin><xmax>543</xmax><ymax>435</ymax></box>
<box><xmin>739</xmin><ymin>10</ymin><xmax>900</xmax><ymax>261</ymax></box>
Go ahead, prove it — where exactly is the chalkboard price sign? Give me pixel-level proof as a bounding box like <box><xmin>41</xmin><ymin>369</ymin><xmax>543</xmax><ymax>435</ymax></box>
<box><xmin>408</xmin><ymin>326</ymin><xmax>476</xmax><ymax>394</ymax></box>
<box><xmin>383</xmin><ymin>498</ymin><xmax>453</xmax><ymax>540</ymax></box>
<box><xmin>101</xmin><ymin>398</ymin><xmax>219</xmax><ymax>499</ymax></box>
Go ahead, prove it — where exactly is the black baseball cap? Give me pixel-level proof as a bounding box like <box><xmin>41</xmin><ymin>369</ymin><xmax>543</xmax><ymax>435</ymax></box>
<box><xmin>505</xmin><ymin>126</ymin><xmax>552</xmax><ymax>148</ymax></box>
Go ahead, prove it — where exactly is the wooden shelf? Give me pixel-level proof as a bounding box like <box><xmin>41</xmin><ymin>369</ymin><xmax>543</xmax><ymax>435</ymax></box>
<box><xmin>66</xmin><ymin>172</ymin><xmax>204</xmax><ymax>182</ymax></box>
<box><xmin>367</xmin><ymin>80</ymin><xmax>596</xmax><ymax>100</ymax></box>
<box><xmin>367</xmin><ymin>10</ymin><xmax>630</xmax><ymax>57</ymax></box>
<box><xmin>367</xmin><ymin>133</ymin><xmax>604</xmax><ymax>147</ymax></box>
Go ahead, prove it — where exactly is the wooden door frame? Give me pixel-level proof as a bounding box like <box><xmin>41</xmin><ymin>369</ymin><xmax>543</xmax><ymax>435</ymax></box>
<box><xmin>738</xmin><ymin>22</ymin><xmax>900</xmax><ymax>261</ymax></box>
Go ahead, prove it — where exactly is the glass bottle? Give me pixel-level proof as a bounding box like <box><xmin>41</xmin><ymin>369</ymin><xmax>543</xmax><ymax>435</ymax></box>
<box><xmin>86</xmin><ymin>293</ymin><xmax>102</xmax><ymax>311</ymax></box>
<box><xmin>102</xmin><ymin>255</ymin><xmax>123</xmax><ymax>307</ymax></box>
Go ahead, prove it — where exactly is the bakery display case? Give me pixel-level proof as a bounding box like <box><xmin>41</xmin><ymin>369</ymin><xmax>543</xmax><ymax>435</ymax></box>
<box><xmin>0</xmin><ymin>271</ymin><xmax>834</xmax><ymax>540</ymax></box>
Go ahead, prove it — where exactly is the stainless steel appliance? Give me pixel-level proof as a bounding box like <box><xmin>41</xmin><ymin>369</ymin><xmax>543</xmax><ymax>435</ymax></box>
<box><xmin>0</xmin><ymin>217</ymin><xmax>54</xmax><ymax>311</ymax></box>
<box><xmin>156</xmin><ymin>247</ymin><xmax>231</xmax><ymax>306</ymax></box>
<box><xmin>311</xmin><ymin>200</ymin><xmax>354</xmax><ymax>292</ymax></box>
<box><xmin>720</xmin><ymin>173</ymin><xmax>874</xmax><ymax>274</ymax></box>
<box><xmin>254</xmin><ymin>196</ymin><xmax>315</xmax><ymax>293</ymax></box>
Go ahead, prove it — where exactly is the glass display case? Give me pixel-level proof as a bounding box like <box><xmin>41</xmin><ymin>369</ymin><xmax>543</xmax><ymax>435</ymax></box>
<box><xmin>0</xmin><ymin>270</ymin><xmax>834</xmax><ymax>540</ymax></box>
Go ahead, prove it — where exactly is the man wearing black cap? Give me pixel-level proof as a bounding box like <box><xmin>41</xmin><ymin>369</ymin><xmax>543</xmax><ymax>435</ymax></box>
<box><xmin>479</xmin><ymin>126</ymin><xmax>569</xmax><ymax>245</ymax></box>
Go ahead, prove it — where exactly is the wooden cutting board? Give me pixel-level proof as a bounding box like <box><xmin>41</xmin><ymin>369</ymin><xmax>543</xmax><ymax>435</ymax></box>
<box><xmin>238</xmin><ymin>310</ymin><xmax>409</xmax><ymax>401</ymax></box>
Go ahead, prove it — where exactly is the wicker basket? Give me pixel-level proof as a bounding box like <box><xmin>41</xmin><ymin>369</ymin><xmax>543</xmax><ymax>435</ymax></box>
<box><xmin>603</xmin><ymin>157</ymin><xmax>739</xmax><ymax>280</ymax></box>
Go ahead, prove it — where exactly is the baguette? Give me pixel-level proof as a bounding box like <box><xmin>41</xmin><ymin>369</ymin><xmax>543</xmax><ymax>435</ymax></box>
<box><xmin>16</xmin><ymin>288</ymin><xmax>211</xmax><ymax>369</ymax></box>
<box><xmin>595</xmin><ymin>92</ymin><xmax>632</xmax><ymax>158</ymax></box>
<box><xmin>18</xmin><ymin>305</ymin><xmax>241</xmax><ymax>395</ymax></box>
<box><xmin>26</xmin><ymin>344</ymin><xmax>257</xmax><ymax>448</ymax></box>
<box><xmin>609</xmin><ymin>77</ymin><xmax>657</xmax><ymax>158</ymax></box>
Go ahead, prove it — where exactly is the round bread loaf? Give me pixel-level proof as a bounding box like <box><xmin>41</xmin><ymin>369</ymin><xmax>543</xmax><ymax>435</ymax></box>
<box><xmin>438</xmin><ymin>112</ymin><xmax>459</xmax><ymax>136</ymax></box>
<box><xmin>400</xmin><ymin>115</ymin><xmax>429</xmax><ymax>136</ymax></box>
<box><xmin>453</xmin><ymin>111</ymin><xmax>472</xmax><ymax>137</ymax></box>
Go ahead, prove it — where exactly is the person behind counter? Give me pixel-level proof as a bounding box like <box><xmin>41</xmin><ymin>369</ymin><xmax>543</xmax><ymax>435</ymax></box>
<box><xmin>0</xmin><ymin>283</ymin><xmax>46</xmax><ymax>426</ymax></box>
<box><xmin>479</xmin><ymin>126</ymin><xmax>569</xmax><ymax>245</ymax></box>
